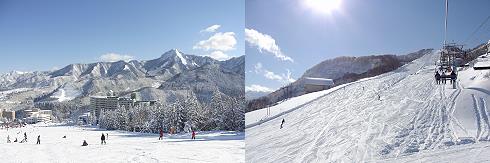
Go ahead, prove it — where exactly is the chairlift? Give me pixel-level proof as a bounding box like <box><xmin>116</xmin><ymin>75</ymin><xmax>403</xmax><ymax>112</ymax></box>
<box><xmin>435</xmin><ymin>0</ymin><xmax>461</xmax><ymax>89</ymax></box>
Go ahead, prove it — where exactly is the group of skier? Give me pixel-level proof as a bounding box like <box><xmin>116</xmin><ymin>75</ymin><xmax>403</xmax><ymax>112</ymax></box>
<box><xmin>5</xmin><ymin>128</ymin><xmax>199</xmax><ymax>147</ymax></box>
<box><xmin>5</xmin><ymin>132</ymin><xmax>40</xmax><ymax>144</ymax></box>
<box><xmin>435</xmin><ymin>69</ymin><xmax>456</xmax><ymax>85</ymax></box>
<box><xmin>80</xmin><ymin>133</ymin><xmax>108</xmax><ymax>146</ymax></box>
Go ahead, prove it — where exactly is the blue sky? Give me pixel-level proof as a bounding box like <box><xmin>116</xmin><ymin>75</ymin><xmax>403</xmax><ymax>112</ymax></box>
<box><xmin>0</xmin><ymin>0</ymin><xmax>244</xmax><ymax>73</ymax></box>
<box><xmin>245</xmin><ymin>0</ymin><xmax>490</xmax><ymax>93</ymax></box>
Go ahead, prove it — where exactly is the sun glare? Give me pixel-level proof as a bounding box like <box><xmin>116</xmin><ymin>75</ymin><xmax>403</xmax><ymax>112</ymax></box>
<box><xmin>304</xmin><ymin>0</ymin><xmax>342</xmax><ymax>15</ymax></box>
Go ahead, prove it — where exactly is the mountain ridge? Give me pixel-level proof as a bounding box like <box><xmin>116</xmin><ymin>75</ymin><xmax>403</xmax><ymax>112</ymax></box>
<box><xmin>0</xmin><ymin>49</ymin><xmax>244</xmax><ymax>111</ymax></box>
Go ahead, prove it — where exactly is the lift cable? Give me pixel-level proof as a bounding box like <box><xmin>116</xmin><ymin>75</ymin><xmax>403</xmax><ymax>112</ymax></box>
<box><xmin>443</xmin><ymin>0</ymin><xmax>448</xmax><ymax>46</ymax></box>
<box><xmin>463</xmin><ymin>15</ymin><xmax>490</xmax><ymax>45</ymax></box>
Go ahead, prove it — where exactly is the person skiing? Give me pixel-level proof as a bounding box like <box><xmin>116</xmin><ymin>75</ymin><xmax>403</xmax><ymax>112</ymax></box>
<box><xmin>191</xmin><ymin>130</ymin><xmax>196</xmax><ymax>140</ymax></box>
<box><xmin>450</xmin><ymin>71</ymin><xmax>456</xmax><ymax>84</ymax></box>
<box><xmin>159</xmin><ymin>128</ymin><xmax>163</xmax><ymax>140</ymax></box>
<box><xmin>280</xmin><ymin>118</ymin><xmax>285</xmax><ymax>129</ymax></box>
<box><xmin>441</xmin><ymin>71</ymin><xmax>447</xmax><ymax>85</ymax></box>
<box><xmin>36</xmin><ymin>135</ymin><xmax>40</xmax><ymax>144</ymax></box>
<box><xmin>24</xmin><ymin>132</ymin><xmax>27</xmax><ymax>142</ymax></box>
<box><xmin>435</xmin><ymin>71</ymin><xmax>441</xmax><ymax>84</ymax></box>
<box><xmin>82</xmin><ymin>140</ymin><xmax>88</xmax><ymax>146</ymax></box>
<box><xmin>106</xmin><ymin>133</ymin><xmax>108</xmax><ymax>140</ymax></box>
<box><xmin>100</xmin><ymin>133</ymin><xmax>106</xmax><ymax>145</ymax></box>
<box><xmin>7</xmin><ymin>135</ymin><xmax>10</xmax><ymax>143</ymax></box>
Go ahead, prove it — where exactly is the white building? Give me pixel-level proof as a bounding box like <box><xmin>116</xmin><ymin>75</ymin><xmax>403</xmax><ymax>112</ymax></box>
<box><xmin>90</xmin><ymin>92</ymin><xmax>156</xmax><ymax>124</ymax></box>
<box><xmin>118</xmin><ymin>97</ymin><xmax>136</xmax><ymax>108</ymax></box>
<box><xmin>23</xmin><ymin>108</ymin><xmax>53</xmax><ymax>124</ymax></box>
<box><xmin>90</xmin><ymin>96</ymin><xmax>118</xmax><ymax>123</ymax></box>
<box><xmin>304</xmin><ymin>77</ymin><xmax>335</xmax><ymax>93</ymax></box>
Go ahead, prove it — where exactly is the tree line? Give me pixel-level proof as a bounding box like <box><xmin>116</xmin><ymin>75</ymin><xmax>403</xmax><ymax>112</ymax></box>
<box><xmin>99</xmin><ymin>91</ymin><xmax>244</xmax><ymax>133</ymax></box>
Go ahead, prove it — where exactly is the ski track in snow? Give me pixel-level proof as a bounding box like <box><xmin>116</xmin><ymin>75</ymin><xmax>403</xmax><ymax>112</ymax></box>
<box><xmin>246</xmin><ymin>51</ymin><xmax>490</xmax><ymax>162</ymax></box>
<box><xmin>0</xmin><ymin>124</ymin><xmax>244</xmax><ymax>163</ymax></box>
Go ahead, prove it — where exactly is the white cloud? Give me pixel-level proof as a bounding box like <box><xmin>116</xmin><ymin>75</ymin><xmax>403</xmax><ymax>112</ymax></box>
<box><xmin>246</xmin><ymin>84</ymin><xmax>274</xmax><ymax>93</ymax></box>
<box><xmin>201</xmin><ymin>24</ymin><xmax>221</xmax><ymax>33</ymax></box>
<box><xmin>264</xmin><ymin>70</ymin><xmax>283</xmax><ymax>81</ymax></box>
<box><xmin>254</xmin><ymin>62</ymin><xmax>296</xmax><ymax>84</ymax></box>
<box><xmin>245</xmin><ymin>28</ymin><xmax>293</xmax><ymax>62</ymax></box>
<box><xmin>193</xmin><ymin>32</ymin><xmax>237</xmax><ymax>52</ymax></box>
<box><xmin>207</xmin><ymin>51</ymin><xmax>231</xmax><ymax>61</ymax></box>
<box><xmin>99</xmin><ymin>53</ymin><xmax>134</xmax><ymax>62</ymax></box>
<box><xmin>254</xmin><ymin>62</ymin><xmax>263</xmax><ymax>73</ymax></box>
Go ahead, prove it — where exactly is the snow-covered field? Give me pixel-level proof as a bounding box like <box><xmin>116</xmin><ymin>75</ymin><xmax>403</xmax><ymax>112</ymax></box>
<box><xmin>246</xmin><ymin>51</ymin><xmax>490</xmax><ymax>162</ymax></box>
<box><xmin>245</xmin><ymin>89</ymin><xmax>332</xmax><ymax>128</ymax></box>
<box><xmin>245</xmin><ymin>76</ymin><xmax>377</xmax><ymax>128</ymax></box>
<box><xmin>0</xmin><ymin>124</ymin><xmax>244</xmax><ymax>163</ymax></box>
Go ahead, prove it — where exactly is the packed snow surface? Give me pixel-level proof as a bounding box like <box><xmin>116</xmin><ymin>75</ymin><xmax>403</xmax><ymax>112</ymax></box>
<box><xmin>245</xmin><ymin>89</ymin><xmax>332</xmax><ymax>128</ymax></box>
<box><xmin>0</xmin><ymin>124</ymin><xmax>244</xmax><ymax>163</ymax></box>
<box><xmin>245</xmin><ymin>76</ymin><xmax>377</xmax><ymax>128</ymax></box>
<box><xmin>246</xmin><ymin>51</ymin><xmax>490</xmax><ymax>162</ymax></box>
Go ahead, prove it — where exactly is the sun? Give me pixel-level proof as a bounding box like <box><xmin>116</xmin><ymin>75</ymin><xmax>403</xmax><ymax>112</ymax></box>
<box><xmin>304</xmin><ymin>0</ymin><xmax>342</xmax><ymax>15</ymax></box>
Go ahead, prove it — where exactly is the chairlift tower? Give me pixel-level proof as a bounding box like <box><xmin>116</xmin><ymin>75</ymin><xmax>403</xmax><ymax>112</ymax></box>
<box><xmin>439</xmin><ymin>43</ymin><xmax>463</xmax><ymax>71</ymax></box>
<box><xmin>438</xmin><ymin>0</ymin><xmax>461</xmax><ymax>89</ymax></box>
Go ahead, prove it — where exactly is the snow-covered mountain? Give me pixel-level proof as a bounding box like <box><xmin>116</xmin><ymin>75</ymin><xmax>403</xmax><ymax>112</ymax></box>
<box><xmin>142</xmin><ymin>49</ymin><xmax>217</xmax><ymax>79</ymax></box>
<box><xmin>302</xmin><ymin>49</ymin><xmax>430</xmax><ymax>80</ymax></box>
<box><xmin>0</xmin><ymin>49</ymin><xmax>244</xmax><ymax>109</ymax></box>
<box><xmin>246</xmin><ymin>49</ymin><xmax>432</xmax><ymax>112</ymax></box>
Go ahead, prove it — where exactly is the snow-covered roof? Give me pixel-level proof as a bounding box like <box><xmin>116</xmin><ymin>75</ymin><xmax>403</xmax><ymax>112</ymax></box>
<box><xmin>90</xmin><ymin>95</ymin><xmax>112</xmax><ymax>98</ymax></box>
<box><xmin>474</xmin><ymin>60</ymin><xmax>490</xmax><ymax>69</ymax></box>
<box><xmin>304</xmin><ymin>77</ymin><xmax>334</xmax><ymax>86</ymax></box>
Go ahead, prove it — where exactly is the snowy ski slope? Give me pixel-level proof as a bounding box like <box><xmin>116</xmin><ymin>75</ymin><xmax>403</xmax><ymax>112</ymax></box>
<box><xmin>246</xmin><ymin>76</ymin><xmax>378</xmax><ymax>129</ymax></box>
<box><xmin>0</xmin><ymin>124</ymin><xmax>244</xmax><ymax>163</ymax></box>
<box><xmin>246</xmin><ymin>51</ymin><xmax>490</xmax><ymax>162</ymax></box>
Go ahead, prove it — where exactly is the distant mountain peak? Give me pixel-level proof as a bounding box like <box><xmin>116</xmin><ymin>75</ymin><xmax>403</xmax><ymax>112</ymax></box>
<box><xmin>10</xmin><ymin>70</ymin><xmax>29</xmax><ymax>75</ymax></box>
<box><xmin>161</xmin><ymin>49</ymin><xmax>180</xmax><ymax>57</ymax></box>
<box><xmin>159</xmin><ymin>49</ymin><xmax>188</xmax><ymax>66</ymax></box>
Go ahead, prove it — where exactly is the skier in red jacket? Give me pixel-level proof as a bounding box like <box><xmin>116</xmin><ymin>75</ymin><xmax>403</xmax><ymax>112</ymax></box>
<box><xmin>191</xmin><ymin>130</ymin><xmax>196</xmax><ymax>140</ymax></box>
<box><xmin>159</xmin><ymin>128</ymin><xmax>163</xmax><ymax>140</ymax></box>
